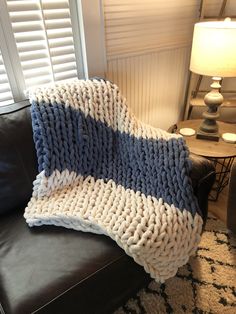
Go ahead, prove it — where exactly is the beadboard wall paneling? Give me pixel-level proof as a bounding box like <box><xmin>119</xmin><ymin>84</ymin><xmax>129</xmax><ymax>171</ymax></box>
<box><xmin>103</xmin><ymin>0</ymin><xmax>199</xmax><ymax>60</ymax></box>
<box><xmin>103</xmin><ymin>1</ymin><xmax>236</xmax><ymax>130</ymax></box>
<box><xmin>106</xmin><ymin>47</ymin><xmax>190</xmax><ymax>130</ymax></box>
<box><xmin>103</xmin><ymin>0</ymin><xmax>199</xmax><ymax>130</ymax></box>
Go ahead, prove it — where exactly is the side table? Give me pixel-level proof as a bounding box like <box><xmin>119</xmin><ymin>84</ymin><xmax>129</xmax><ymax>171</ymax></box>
<box><xmin>170</xmin><ymin>119</ymin><xmax>236</xmax><ymax>201</ymax></box>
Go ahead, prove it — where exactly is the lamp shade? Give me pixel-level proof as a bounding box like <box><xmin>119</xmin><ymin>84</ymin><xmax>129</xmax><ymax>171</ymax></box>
<box><xmin>190</xmin><ymin>20</ymin><xmax>236</xmax><ymax>77</ymax></box>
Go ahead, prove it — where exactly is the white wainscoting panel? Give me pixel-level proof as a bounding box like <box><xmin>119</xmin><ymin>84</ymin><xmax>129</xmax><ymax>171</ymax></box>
<box><xmin>103</xmin><ymin>0</ymin><xmax>199</xmax><ymax>130</ymax></box>
<box><xmin>106</xmin><ymin>47</ymin><xmax>190</xmax><ymax>130</ymax></box>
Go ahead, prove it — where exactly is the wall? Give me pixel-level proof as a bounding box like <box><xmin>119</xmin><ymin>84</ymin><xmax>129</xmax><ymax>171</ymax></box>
<box><xmin>102</xmin><ymin>0</ymin><xmax>236</xmax><ymax>130</ymax></box>
<box><xmin>106</xmin><ymin>47</ymin><xmax>190</xmax><ymax>129</ymax></box>
<box><xmin>102</xmin><ymin>0</ymin><xmax>200</xmax><ymax>130</ymax></box>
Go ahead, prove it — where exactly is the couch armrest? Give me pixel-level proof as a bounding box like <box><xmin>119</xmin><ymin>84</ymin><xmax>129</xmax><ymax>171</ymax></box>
<box><xmin>189</xmin><ymin>153</ymin><xmax>216</xmax><ymax>225</ymax></box>
<box><xmin>227</xmin><ymin>160</ymin><xmax>236</xmax><ymax>233</ymax></box>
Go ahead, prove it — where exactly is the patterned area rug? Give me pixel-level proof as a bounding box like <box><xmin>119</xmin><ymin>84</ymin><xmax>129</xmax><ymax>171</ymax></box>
<box><xmin>114</xmin><ymin>214</ymin><xmax>236</xmax><ymax>314</ymax></box>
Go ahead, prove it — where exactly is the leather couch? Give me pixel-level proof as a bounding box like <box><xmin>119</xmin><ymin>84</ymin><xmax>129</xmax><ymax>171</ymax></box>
<box><xmin>0</xmin><ymin>100</ymin><xmax>215</xmax><ymax>314</ymax></box>
<box><xmin>227</xmin><ymin>160</ymin><xmax>236</xmax><ymax>233</ymax></box>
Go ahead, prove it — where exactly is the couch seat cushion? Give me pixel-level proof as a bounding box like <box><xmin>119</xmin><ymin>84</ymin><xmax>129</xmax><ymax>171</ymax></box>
<box><xmin>0</xmin><ymin>210</ymin><xmax>149</xmax><ymax>314</ymax></box>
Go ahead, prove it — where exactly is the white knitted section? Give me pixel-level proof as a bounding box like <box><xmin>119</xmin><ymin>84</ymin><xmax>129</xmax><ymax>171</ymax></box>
<box><xmin>32</xmin><ymin>170</ymin><xmax>79</xmax><ymax>198</ymax></box>
<box><xmin>29</xmin><ymin>79</ymin><xmax>182</xmax><ymax>141</ymax></box>
<box><xmin>25</xmin><ymin>174</ymin><xmax>203</xmax><ymax>282</ymax></box>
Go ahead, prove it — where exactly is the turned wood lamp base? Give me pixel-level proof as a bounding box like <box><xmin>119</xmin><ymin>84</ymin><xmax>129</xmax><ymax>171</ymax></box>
<box><xmin>196</xmin><ymin>77</ymin><xmax>223</xmax><ymax>142</ymax></box>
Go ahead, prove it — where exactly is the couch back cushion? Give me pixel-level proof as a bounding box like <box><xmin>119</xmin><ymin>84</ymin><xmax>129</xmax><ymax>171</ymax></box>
<box><xmin>0</xmin><ymin>101</ymin><xmax>38</xmax><ymax>215</ymax></box>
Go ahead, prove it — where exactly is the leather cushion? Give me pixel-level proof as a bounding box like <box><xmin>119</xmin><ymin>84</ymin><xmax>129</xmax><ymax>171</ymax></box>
<box><xmin>0</xmin><ymin>210</ymin><xmax>149</xmax><ymax>314</ymax></box>
<box><xmin>0</xmin><ymin>101</ymin><xmax>38</xmax><ymax>215</ymax></box>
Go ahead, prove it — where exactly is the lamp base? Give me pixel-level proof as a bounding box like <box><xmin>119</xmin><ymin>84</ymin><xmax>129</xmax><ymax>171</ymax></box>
<box><xmin>196</xmin><ymin>129</ymin><xmax>219</xmax><ymax>141</ymax></box>
<box><xmin>196</xmin><ymin>77</ymin><xmax>223</xmax><ymax>142</ymax></box>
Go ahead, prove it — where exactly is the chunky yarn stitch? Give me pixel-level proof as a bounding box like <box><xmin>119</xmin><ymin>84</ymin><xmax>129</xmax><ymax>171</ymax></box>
<box><xmin>24</xmin><ymin>79</ymin><xmax>203</xmax><ymax>282</ymax></box>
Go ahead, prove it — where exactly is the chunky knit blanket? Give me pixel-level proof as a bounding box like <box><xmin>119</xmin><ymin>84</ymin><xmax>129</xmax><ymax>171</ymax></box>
<box><xmin>24</xmin><ymin>79</ymin><xmax>203</xmax><ymax>282</ymax></box>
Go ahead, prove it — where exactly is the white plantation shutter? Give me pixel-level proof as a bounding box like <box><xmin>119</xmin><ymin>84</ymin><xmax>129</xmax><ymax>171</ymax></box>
<box><xmin>0</xmin><ymin>50</ymin><xmax>14</xmax><ymax>105</ymax></box>
<box><xmin>6</xmin><ymin>0</ymin><xmax>79</xmax><ymax>88</ymax></box>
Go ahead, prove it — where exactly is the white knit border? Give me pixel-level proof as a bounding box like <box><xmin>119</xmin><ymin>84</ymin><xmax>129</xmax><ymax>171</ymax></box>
<box><xmin>25</xmin><ymin>174</ymin><xmax>203</xmax><ymax>282</ymax></box>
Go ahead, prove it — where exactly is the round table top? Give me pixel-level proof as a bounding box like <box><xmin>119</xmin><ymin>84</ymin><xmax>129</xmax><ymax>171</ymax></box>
<box><xmin>176</xmin><ymin>120</ymin><xmax>236</xmax><ymax>158</ymax></box>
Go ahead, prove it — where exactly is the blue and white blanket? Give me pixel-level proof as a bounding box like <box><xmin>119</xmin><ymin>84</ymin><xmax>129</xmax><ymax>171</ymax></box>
<box><xmin>24</xmin><ymin>79</ymin><xmax>203</xmax><ymax>282</ymax></box>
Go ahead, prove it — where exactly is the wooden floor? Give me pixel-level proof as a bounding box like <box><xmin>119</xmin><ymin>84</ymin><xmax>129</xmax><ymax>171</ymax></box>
<box><xmin>208</xmin><ymin>185</ymin><xmax>228</xmax><ymax>224</ymax></box>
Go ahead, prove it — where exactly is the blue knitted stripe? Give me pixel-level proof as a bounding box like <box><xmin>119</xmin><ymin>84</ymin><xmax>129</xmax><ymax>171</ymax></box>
<box><xmin>31</xmin><ymin>101</ymin><xmax>199</xmax><ymax>215</ymax></box>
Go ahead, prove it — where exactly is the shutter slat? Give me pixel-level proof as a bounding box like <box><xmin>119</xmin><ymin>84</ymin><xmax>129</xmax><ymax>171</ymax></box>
<box><xmin>45</xmin><ymin>19</ymin><xmax>71</xmax><ymax>30</ymax></box>
<box><xmin>50</xmin><ymin>45</ymin><xmax>74</xmax><ymax>57</ymax></box>
<box><xmin>0</xmin><ymin>69</ymin><xmax>7</xmax><ymax>76</ymax></box>
<box><xmin>15</xmin><ymin>32</ymin><xmax>45</xmax><ymax>43</ymax></box>
<box><xmin>49</xmin><ymin>37</ymin><xmax>74</xmax><ymax>48</ymax></box>
<box><xmin>41</xmin><ymin>1</ymin><xmax>69</xmax><ymax>10</ymax></box>
<box><xmin>24</xmin><ymin>68</ymin><xmax>51</xmax><ymax>79</ymax></box>
<box><xmin>0</xmin><ymin>84</ymin><xmax>11</xmax><ymax>93</ymax></box>
<box><xmin>7</xmin><ymin>1</ymin><xmax>39</xmax><ymax>12</ymax></box>
<box><xmin>53</xmin><ymin>62</ymin><xmax>77</xmax><ymax>73</ymax></box>
<box><xmin>0</xmin><ymin>75</ymin><xmax>11</xmax><ymax>84</ymax></box>
<box><xmin>22</xmin><ymin>60</ymin><xmax>50</xmax><ymax>70</ymax></box>
<box><xmin>25</xmin><ymin>76</ymin><xmax>52</xmax><ymax>86</ymax></box>
<box><xmin>52</xmin><ymin>54</ymin><xmax>76</xmax><ymax>65</ymax></box>
<box><xmin>9</xmin><ymin>12</ymin><xmax>41</xmax><ymax>23</ymax></box>
<box><xmin>12</xmin><ymin>21</ymin><xmax>44</xmax><ymax>33</ymax></box>
<box><xmin>0</xmin><ymin>91</ymin><xmax>14</xmax><ymax>102</ymax></box>
<box><xmin>17</xmin><ymin>42</ymin><xmax>47</xmax><ymax>53</ymax></box>
<box><xmin>44</xmin><ymin>9</ymin><xmax>70</xmax><ymax>20</ymax></box>
<box><xmin>47</xmin><ymin>29</ymin><xmax>73</xmax><ymax>39</ymax></box>
<box><xmin>20</xmin><ymin>51</ymin><xmax>49</xmax><ymax>62</ymax></box>
<box><xmin>55</xmin><ymin>70</ymin><xmax>77</xmax><ymax>81</ymax></box>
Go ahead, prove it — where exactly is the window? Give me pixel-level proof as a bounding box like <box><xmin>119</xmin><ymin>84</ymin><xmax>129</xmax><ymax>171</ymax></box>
<box><xmin>0</xmin><ymin>0</ymin><xmax>85</xmax><ymax>105</ymax></box>
<box><xmin>0</xmin><ymin>49</ymin><xmax>14</xmax><ymax>105</ymax></box>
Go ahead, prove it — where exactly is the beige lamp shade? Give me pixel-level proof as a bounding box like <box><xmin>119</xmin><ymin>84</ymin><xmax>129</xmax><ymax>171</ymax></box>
<box><xmin>190</xmin><ymin>20</ymin><xmax>236</xmax><ymax>77</ymax></box>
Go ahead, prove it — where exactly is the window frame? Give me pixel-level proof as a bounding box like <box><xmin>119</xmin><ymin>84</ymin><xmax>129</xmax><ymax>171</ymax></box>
<box><xmin>78</xmin><ymin>0</ymin><xmax>107</xmax><ymax>78</ymax></box>
<box><xmin>0</xmin><ymin>0</ymin><xmax>26</xmax><ymax>102</ymax></box>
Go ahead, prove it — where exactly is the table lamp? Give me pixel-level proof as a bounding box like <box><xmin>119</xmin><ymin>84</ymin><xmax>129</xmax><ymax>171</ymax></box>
<box><xmin>190</xmin><ymin>18</ymin><xmax>236</xmax><ymax>141</ymax></box>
